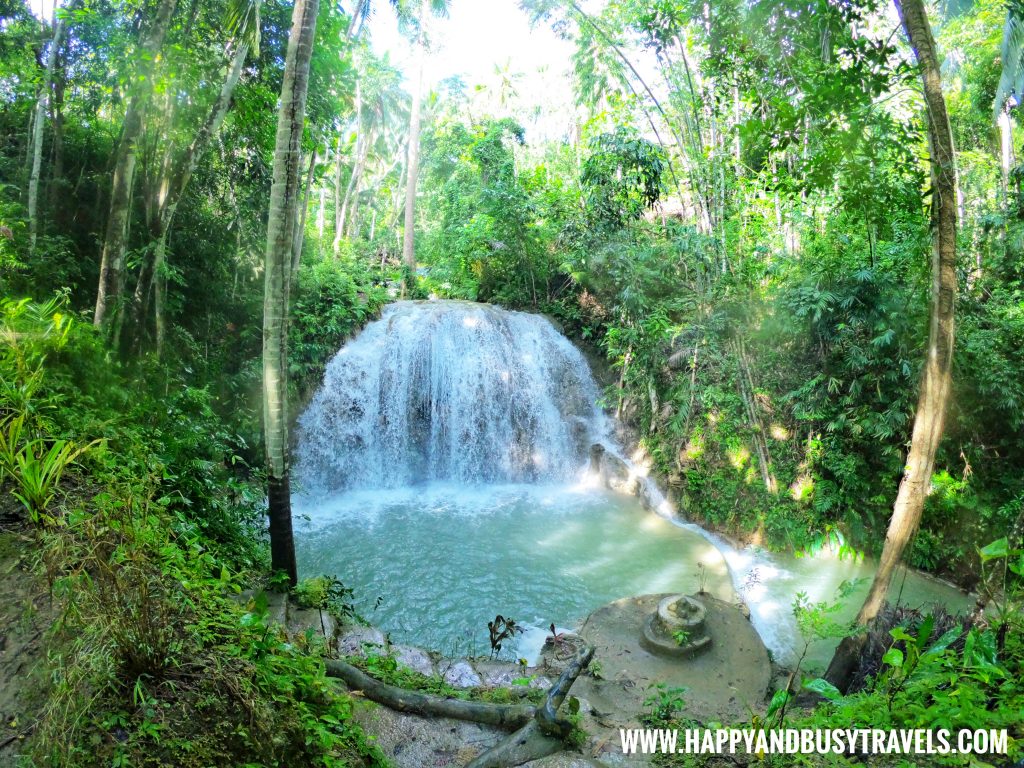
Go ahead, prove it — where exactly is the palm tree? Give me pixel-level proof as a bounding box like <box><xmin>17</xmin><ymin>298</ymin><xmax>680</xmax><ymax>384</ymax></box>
<box><xmin>263</xmin><ymin>0</ymin><xmax>320</xmax><ymax>586</ymax></box>
<box><xmin>825</xmin><ymin>0</ymin><xmax>958</xmax><ymax>692</ymax></box>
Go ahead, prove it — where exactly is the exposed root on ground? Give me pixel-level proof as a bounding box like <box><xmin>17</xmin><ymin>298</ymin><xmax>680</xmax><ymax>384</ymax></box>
<box><xmin>326</xmin><ymin>645</ymin><xmax>595</xmax><ymax>768</ymax></box>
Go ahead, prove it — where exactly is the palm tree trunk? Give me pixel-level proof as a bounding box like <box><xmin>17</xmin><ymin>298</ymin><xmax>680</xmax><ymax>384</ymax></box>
<box><xmin>93</xmin><ymin>0</ymin><xmax>177</xmax><ymax>328</ymax></box>
<box><xmin>825</xmin><ymin>0</ymin><xmax>958</xmax><ymax>693</ymax></box>
<box><xmin>263</xmin><ymin>0</ymin><xmax>320</xmax><ymax>586</ymax></box>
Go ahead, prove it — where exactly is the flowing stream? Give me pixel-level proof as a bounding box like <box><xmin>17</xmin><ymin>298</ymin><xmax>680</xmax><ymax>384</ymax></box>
<box><xmin>294</xmin><ymin>300</ymin><xmax>967</xmax><ymax>671</ymax></box>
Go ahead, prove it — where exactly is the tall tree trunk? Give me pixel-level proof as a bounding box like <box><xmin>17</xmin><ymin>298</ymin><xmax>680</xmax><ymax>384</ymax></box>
<box><xmin>126</xmin><ymin>29</ymin><xmax>253</xmax><ymax>356</ymax></box>
<box><xmin>263</xmin><ymin>0</ymin><xmax>319</xmax><ymax>586</ymax></box>
<box><xmin>93</xmin><ymin>0</ymin><xmax>177</xmax><ymax>328</ymax></box>
<box><xmin>401</xmin><ymin>35</ymin><xmax>425</xmax><ymax>293</ymax></box>
<box><xmin>343</xmin><ymin>126</ymin><xmax>373</xmax><ymax>238</ymax></box>
<box><xmin>292</xmin><ymin>148</ymin><xmax>317</xmax><ymax>273</ymax></box>
<box><xmin>824</xmin><ymin>0</ymin><xmax>958</xmax><ymax>693</ymax></box>
<box><xmin>332</xmin><ymin>132</ymin><xmax>345</xmax><ymax>253</ymax></box>
<box><xmin>999</xmin><ymin>108</ymin><xmax>1012</xmax><ymax>208</ymax></box>
<box><xmin>50</xmin><ymin>55</ymin><xmax>66</xmax><ymax>219</ymax></box>
<box><xmin>338</xmin><ymin>82</ymin><xmax>362</xmax><ymax>235</ymax></box>
<box><xmin>28</xmin><ymin>12</ymin><xmax>68</xmax><ymax>256</ymax></box>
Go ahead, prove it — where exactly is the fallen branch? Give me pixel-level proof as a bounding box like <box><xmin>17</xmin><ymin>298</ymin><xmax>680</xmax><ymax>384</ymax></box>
<box><xmin>324</xmin><ymin>658</ymin><xmax>535</xmax><ymax>729</ymax></box>
<box><xmin>467</xmin><ymin>645</ymin><xmax>595</xmax><ymax>768</ymax></box>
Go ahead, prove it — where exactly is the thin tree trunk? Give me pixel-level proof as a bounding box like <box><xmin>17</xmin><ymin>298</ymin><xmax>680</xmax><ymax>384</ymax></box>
<box><xmin>50</xmin><ymin>63</ymin><xmax>66</xmax><ymax>219</ymax></box>
<box><xmin>292</xmin><ymin>148</ymin><xmax>317</xmax><ymax>273</ymax></box>
<box><xmin>734</xmin><ymin>339</ymin><xmax>776</xmax><ymax>494</ymax></box>
<box><xmin>317</xmin><ymin>183</ymin><xmax>326</xmax><ymax>240</ymax></box>
<box><xmin>401</xmin><ymin>32</ymin><xmax>425</xmax><ymax>293</ymax></box>
<box><xmin>999</xmin><ymin>108</ymin><xmax>1012</xmax><ymax>209</ymax></box>
<box><xmin>337</xmin><ymin>83</ymin><xmax>363</xmax><ymax>237</ymax></box>
<box><xmin>94</xmin><ymin>0</ymin><xmax>177</xmax><ymax>328</ymax></box>
<box><xmin>344</xmin><ymin>127</ymin><xmax>373</xmax><ymax>238</ymax></box>
<box><xmin>126</xmin><ymin>30</ymin><xmax>253</xmax><ymax>355</ymax></box>
<box><xmin>825</xmin><ymin>0</ymin><xmax>958</xmax><ymax>693</ymax></box>
<box><xmin>263</xmin><ymin>0</ymin><xmax>319</xmax><ymax>587</ymax></box>
<box><xmin>28</xmin><ymin>11</ymin><xmax>68</xmax><ymax>256</ymax></box>
<box><xmin>332</xmin><ymin>133</ymin><xmax>342</xmax><ymax>253</ymax></box>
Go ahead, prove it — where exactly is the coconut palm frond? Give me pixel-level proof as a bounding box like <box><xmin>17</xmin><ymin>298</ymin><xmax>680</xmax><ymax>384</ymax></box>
<box><xmin>994</xmin><ymin>1</ymin><xmax>1024</xmax><ymax>120</ymax></box>
<box><xmin>225</xmin><ymin>0</ymin><xmax>261</xmax><ymax>56</ymax></box>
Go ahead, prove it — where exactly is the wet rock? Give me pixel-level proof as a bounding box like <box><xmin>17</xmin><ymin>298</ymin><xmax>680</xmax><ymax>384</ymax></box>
<box><xmin>440</xmin><ymin>659</ymin><xmax>482</xmax><ymax>688</ymax></box>
<box><xmin>529</xmin><ymin>675</ymin><xmax>553</xmax><ymax>690</ymax></box>
<box><xmin>263</xmin><ymin>591</ymin><xmax>288</xmax><ymax>628</ymax></box>
<box><xmin>392</xmin><ymin>644</ymin><xmax>435</xmax><ymax>676</ymax></box>
<box><xmin>475</xmin><ymin>660</ymin><xmax>525</xmax><ymax>688</ymax></box>
<box><xmin>589</xmin><ymin>443</ymin><xmax>640</xmax><ymax>496</ymax></box>
<box><xmin>337</xmin><ymin>625</ymin><xmax>386</xmax><ymax>656</ymax></box>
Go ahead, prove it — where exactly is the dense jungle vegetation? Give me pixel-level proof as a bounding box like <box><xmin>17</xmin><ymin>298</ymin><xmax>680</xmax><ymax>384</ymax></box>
<box><xmin>1</xmin><ymin>0</ymin><xmax>1023</xmax><ymax>764</ymax></box>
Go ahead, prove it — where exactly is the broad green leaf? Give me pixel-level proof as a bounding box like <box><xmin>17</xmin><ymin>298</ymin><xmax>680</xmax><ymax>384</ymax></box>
<box><xmin>882</xmin><ymin>647</ymin><xmax>904</xmax><ymax>668</ymax></box>
<box><xmin>766</xmin><ymin>689</ymin><xmax>791</xmax><ymax>718</ymax></box>
<box><xmin>803</xmin><ymin>677</ymin><xmax>842</xmax><ymax>701</ymax></box>
<box><xmin>925</xmin><ymin>628</ymin><xmax>962</xmax><ymax>656</ymax></box>
<box><xmin>916</xmin><ymin>616</ymin><xmax>935</xmax><ymax>651</ymax></box>
<box><xmin>979</xmin><ymin>538</ymin><xmax>1009</xmax><ymax>562</ymax></box>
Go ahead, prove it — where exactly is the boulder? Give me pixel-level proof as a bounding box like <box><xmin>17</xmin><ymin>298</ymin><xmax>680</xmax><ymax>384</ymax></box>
<box><xmin>392</xmin><ymin>644</ymin><xmax>435</xmax><ymax>676</ymax></box>
<box><xmin>440</xmin><ymin>659</ymin><xmax>482</xmax><ymax>688</ymax></box>
<box><xmin>337</xmin><ymin>625</ymin><xmax>386</xmax><ymax>656</ymax></box>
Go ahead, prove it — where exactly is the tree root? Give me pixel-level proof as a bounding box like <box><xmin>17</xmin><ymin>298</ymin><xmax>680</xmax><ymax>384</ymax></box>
<box><xmin>465</xmin><ymin>720</ymin><xmax>564</xmax><ymax>768</ymax></box>
<box><xmin>324</xmin><ymin>658</ymin><xmax>536</xmax><ymax>728</ymax></box>
<box><xmin>467</xmin><ymin>645</ymin><xmax>595</xmax><ymax>768</ymax></box>
<box><xmin>326</xmin><ymin>645</ymin><xmax>596</xmax><ymax>768</ymax></box>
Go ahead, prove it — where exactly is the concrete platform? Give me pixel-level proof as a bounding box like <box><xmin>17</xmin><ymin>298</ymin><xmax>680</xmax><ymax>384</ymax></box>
<box><xmin>571</xmin><ymin>593</ymin><xmax>771</xmax><ymax>727</ymax></box>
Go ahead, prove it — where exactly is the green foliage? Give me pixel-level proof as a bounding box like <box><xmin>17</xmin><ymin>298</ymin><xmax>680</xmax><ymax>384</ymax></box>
<box><xmin>289</xmin><ymin>257</ymin><xmax>388</xmax><ymax>396</ymax></box>
<box><xmin>293</xmin><ymin>575</ymin><xmax>359</xmax><ymax>624</ymax></box>
<box><xmin>7</xmin><ymin>432</ymin><xmax>99</xmax><ymax>523</ymax></box>
<box><xmin>581</xmin><ymin>127</ymin><xmax>665</xmax><ymax>228</ymax></box>
<box><xmin>0</xmin><ymin>301</ymin><xmax>384</xmax><ymax>765</ymax></box>
<box><xmin>642</xmin><ymin>683</ymin><xmax>688</xmax><ymax>726</ymax></box>
<box><xmin>786</xmin><ymin>614</ymin><xmax>1023</xmax><ymax>766</ymax></box>
<box><xmin>35</xmin><ymin>485</ymin><xmax>387</xmax><ymax>767</ymax></box>
<box><xmin>2</xmin><ymin>0</ymin><xmax>1024</xmax><ymax>759</ymax></box>
<box><xmin>419</xmin><ymin>118</ymin><xmax>570</xmax><ymax>308</ymax></box>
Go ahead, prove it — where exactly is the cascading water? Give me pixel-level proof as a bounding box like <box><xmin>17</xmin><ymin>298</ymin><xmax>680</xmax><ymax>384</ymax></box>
<box><xmin>294</xmin><ymin>299</ymin><xmax>967</xmax><ymax>667</ymax></box>
<box><xmin>295</xmin><ymin>301</ymin><xmax>602</xmax><ymax>492</ymax></box>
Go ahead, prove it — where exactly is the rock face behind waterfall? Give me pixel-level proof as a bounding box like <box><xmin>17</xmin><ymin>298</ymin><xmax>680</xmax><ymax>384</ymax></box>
<box><xmin>295</xmin><ymin>301</ymin><xmax>603</xmax><ymax>491</ymax></box>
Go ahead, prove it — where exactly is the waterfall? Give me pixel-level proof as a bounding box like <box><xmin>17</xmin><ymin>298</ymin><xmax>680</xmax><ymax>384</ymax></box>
<box><xmin>295</xmin><ymin>300</ymin><xmax>604</xmax><ymax>492</ymax></box>
<box><xmin>292</xmin><ymin>299</ymin><xmax>967</xmax><ymax>667</ymax></box>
